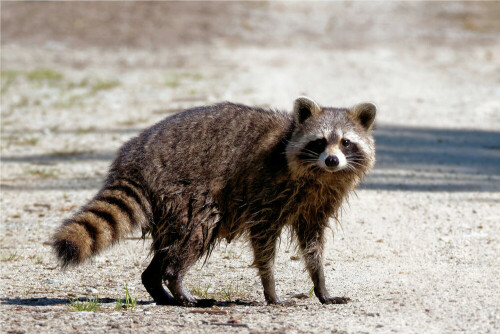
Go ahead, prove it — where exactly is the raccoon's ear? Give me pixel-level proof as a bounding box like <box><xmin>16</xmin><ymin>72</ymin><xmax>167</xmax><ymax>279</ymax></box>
<box><xmin>349</xmin><ymin>103</ymin><xmax>376</xmax><ymax>130</ymax></box>
<box><xmin>293</xmin><ymin>96</ymin><xmax>322</xmax><ymax>124</ymax></box>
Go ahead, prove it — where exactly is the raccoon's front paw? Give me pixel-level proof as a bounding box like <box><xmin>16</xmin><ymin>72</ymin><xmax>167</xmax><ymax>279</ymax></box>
<box><xmin>319</xmin><ymin>296</ymin><xmax>350</xmax><ymax>304</ymax></box>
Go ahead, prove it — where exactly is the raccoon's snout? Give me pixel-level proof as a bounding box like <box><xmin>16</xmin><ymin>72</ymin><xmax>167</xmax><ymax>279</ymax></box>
<box><xmin>325</xmin><ymin>155</ymin><xmax>339</xmax><ymax>167</ymax></box>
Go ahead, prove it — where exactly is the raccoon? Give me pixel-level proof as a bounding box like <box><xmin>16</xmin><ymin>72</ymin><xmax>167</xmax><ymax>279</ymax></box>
<box><xmin>53</xmin><ymin>97</ymin><xmax>376</xmax><ymax>306</ymax></box>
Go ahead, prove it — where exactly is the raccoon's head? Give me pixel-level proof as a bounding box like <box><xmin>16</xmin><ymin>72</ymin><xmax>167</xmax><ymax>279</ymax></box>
<box><xmin>286</xmin><ymin>96</ymin><xmax>376</xmax><ymax>179</ymax></box>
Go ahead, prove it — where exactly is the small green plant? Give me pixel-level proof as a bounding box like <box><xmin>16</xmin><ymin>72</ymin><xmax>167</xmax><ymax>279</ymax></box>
<box><xmin>75</xmin><ymin>126</ymin><xmax>96</xmax><ymax>134</ymax></box>
<box><xmin>190</xmin><ymin>283</ymin><xmax>211</xmax><ymax>299</ymax></box>
<box><xmin>90</xmin><ymin>80</ymin><xmax>119</xmax><ymax>94</ymax></box>
<box><xmin>26</xmin><ymin>68</ymin><xmax>63</xmax><ymax>81</ymax></box>
<box><xmin>1</xmin><ymin>252</ymin><xmax>20</xmax><ymax>262</ymax></box>
<box><xmin>68</xmin><ymin>296</ymin><xmax>101</xmax><ymax>312</ymax></box>
<box><xmin>115</xmin><ymin>284</ymin><xmax>137</xmax><ymax>310</ymax></box>
<box><xmin>164</xmin><ymin>73</ymin><xmax>180</xmax><ymax>88</ymax></box>
<box><xmin>26</xmin><ymin>167</ymin><xmax>59</xmax><ymax>179</ymax></box>
<box><xmin>219</xmin><ymin>281</ymin><xmax>244</xmax><ymax>301</ymax></box>
<box><xmin>309</xmin><ymin>286</ymin><xmax>315</xmax><ymax>297</ymax></box>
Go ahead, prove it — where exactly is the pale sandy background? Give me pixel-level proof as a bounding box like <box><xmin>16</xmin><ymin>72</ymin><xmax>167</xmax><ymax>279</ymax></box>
<box><xmin>1</xmin><ymin>2</ymin><xmax>499</xmax><ymax>333</ymax></box>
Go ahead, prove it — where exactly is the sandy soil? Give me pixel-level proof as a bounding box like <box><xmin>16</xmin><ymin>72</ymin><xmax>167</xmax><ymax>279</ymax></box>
<box><xmin>1</xmin><ymin>2</ymin><xmax>499</xmax><ymax>333</ymax></box>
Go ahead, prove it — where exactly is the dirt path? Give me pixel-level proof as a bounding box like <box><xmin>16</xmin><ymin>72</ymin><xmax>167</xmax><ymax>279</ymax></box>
<box><xmin>1</xmin><ymin>2</ymin><xmax>499</xmax><ymax>333</ymax></box>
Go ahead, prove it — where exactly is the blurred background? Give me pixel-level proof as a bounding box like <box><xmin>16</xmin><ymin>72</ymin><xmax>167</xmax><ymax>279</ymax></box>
<box><xmin>2</xmin><ymin>1</ymin><xmax>499</xmax><ymax>192</ymax></box>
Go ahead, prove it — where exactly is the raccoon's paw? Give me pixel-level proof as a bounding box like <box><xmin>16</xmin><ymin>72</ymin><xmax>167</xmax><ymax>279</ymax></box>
<box><xmin>319</xmin><ymin>296</ymin><xmax>350</xmax><ymax>304</ymax></box>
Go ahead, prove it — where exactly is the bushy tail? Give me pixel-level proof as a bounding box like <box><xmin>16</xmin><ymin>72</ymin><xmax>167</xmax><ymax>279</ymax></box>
<box><xmin>52</xmin><ymin>179</ymin><xmax>151</xmax><ymax>267</ymax></box>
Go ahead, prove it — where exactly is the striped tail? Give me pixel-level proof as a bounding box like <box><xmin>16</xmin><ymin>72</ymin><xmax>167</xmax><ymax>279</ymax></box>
<box><xmin>52</xmin><ymin>179</ymin><xmax>151</xmax><ymax>268</ymax></box>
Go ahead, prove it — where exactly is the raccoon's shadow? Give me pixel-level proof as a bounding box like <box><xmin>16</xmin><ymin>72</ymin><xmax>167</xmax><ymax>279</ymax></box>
<box><xmin>0</xmin><ymin>297</ymin><xmax>263</xmax><ymax>308</ymax></box>
<box><xmin>0</xmin><ymin>297</ymin><xmax>116</xmax><ymax>307</ymax></box>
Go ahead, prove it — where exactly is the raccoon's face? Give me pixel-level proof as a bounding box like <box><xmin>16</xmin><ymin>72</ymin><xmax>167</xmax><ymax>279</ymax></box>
<box><xmin>286</xmin><ymin>97</ymin><xmax>376</xmax><ymax>177</ymax></box>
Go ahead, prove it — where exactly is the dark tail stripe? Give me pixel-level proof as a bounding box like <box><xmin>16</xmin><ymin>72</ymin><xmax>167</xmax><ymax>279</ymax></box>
<box><xmin>106</xmin><ymin>184</ymin><xmax>149</xmax><ymax>218</ymax></box>
<box><xmin>99</xmin><ymin>196</ymin><xmax>136</xmax><ymax>226</ymax></box>
<box><xmin>75</xmin><ymin>220</ymin><xmax>98</xmax><ymax>252</ymax></box>
<box><xmin>123</xmin><ymin>178</ymin><xmax>152</xmax><ymax>216</ymax></box>
<box><xmin>88</xmin><ymin>209</ymin><xmax>118</xmax><ymax>239</ymax></box>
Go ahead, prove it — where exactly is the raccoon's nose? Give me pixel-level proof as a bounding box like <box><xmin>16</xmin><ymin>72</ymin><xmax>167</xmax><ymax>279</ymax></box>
<box><xmin>325</xmin><ymin>155</ymin><xmax>339</xmax><ymax>167</ymax></box>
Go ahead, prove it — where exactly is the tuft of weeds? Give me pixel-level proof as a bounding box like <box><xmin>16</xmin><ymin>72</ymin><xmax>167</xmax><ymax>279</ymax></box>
<box><xmin>1</xmin><ymin>252</ymin><xmax>20</xmax><ymax>262</ymax></box>
<box><xmin>190</xmin><ymin>283</ymin><xmax>211</xmax><ymax>299</ymax></box>
<box><xmin>75</xmin><ymin>126</ymin><xmax>96</xmax><ymax>135</ymax></box>
<box><xmin>26</xmin><ymin>68</ymin><xmax>63</xmax><ymax>81</ymax></box>
<box><xmin>3</xmin><ymin>136</ymin><xmax>39</xmax><ymax>147</ymax></box>
<box><xmin>115</xmin><ymin>284</ymin><xmax>137</xmax><ymax>311</ymax></box>
<box><xmin>219</xmin><ymin>281</ymin><xmax>245</xmax><ymax>301</ymax></box>
<box><xmin>28</xmin><ymin>255</ymin><xmax>44</xmax><ymax>264</ymax></box>
<box><xmin>1</xmin><ymin>70</ymin><xmax>21</xmax><ymax>94</ymax></box>
<box><xmin>309</xmin><ymin>286</ymin><xmax>315</xmax><ymax>297</ymax></box>
<box><xmin>90</xmin><ymin>80</ymin><xmax>119</xmax><ymax>94</ymax></box>
<box><xmin>25</xmin><ymin>167</ymin><xmax>60</xmax><ymax>179</ymax></box>
<box><xmin>164</xmin><ymin>74</ymin><xmax>180</xmax><ymax>88</ymax></box>
<box><xmin>68</xmin><ymin>296</ymin><xmax>101</xmax><ymax>312</ymax></box>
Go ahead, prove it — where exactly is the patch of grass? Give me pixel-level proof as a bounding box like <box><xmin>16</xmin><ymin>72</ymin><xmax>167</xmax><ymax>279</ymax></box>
<box><xmin>0</xmin><ymin>70</ymin><xmax>21</xmax><ymax>95</ymax></box>
<box><xmin>3</xmin><ymin>136</ymin><xmax>39</xmax><ymax>147</ymax></box>
<box><xmin>26</xmin><ymin>68</ymin><xmax>63</xmax><ymax>81</ymax></box>
<box><xmin>1</xmin><ymin>252</ymin><xmax>20</xmax><ymax>262</ymax></box>
<box><xmin>309</xmin><ymin>286</ymin><xmax>315</xmax><ymax>297</ymax></box>
<box><xmin>68</xmin><ymin>78</ymin><xmax>90</xmax><ymax>89</ymax></box>
<box><xmin>115</xmin><ymin>284</ymin><xmax>137</xmax><ymax>311</ymax></box>
<box><xmin>19</xmin><ymin>137</ymin><xmax>39</xmax><ymax>146</ymax></box>
<box><xmin>90</xmin><ymin>80</ymin><xmax>119</xmax><ymax>94</ymax></box>
<box><xmin>219</xmin><ymin>281</ymin><xmax>245</xmax><ymax>301</ymax></box>
<box><xmin>0</xmin><ymin>70</ymin><xmax>22</xmax><ymax>81</ymax></box>
<box><xmin>190</xmin><ymin>283</ymin><xmax>211</xmax><ymax>299</ymax></box>
<box><xmin>164</xmin><ymin>74</ymin><xmax>180</xmax><ymax>88</ymax></box>
<box><xmin>68</xmin><ymin>296</ymin><xmax>101</xmax><ymax>312</ymax></box>
<box><xmin>75</xmin><ymin>126</ymin><xmax>96</xmax><ymax>134</ymax></box>
<box><xmin>28</xmin><ymin>255</ymin><xmax>44</xmax><ymax>264</ymax></box>
<box><xmin>25</xmin><ymin>167</ymin><xmax>60</xmax><ymax>179</ymax></box>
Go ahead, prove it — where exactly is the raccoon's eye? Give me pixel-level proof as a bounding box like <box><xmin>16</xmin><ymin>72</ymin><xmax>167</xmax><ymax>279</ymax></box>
<box><xmin>341</xmin><ymin>139</ymin><xmax>351</xmax><ymax>147</ymax></box>
<box><xmin>309</xmin><ymin>138</ymin><xmax>327</xmax><ymax>152</ymax></box>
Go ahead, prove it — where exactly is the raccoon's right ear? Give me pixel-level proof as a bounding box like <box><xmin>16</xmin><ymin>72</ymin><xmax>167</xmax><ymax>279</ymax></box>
<box><xmin>293</xmin><ymin>96</ymin><xmax>322</xmax><ymax>124</ymax></box>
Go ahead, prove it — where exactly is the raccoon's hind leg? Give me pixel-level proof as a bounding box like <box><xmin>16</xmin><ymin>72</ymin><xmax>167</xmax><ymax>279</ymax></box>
<box><xmin>142</xmin><ymin>253</ymin><xmax>176</xmax><ymax>305</ymax></box>
<box><xmin>150</xmin><ymin>198</ymin><xmax>221</xmax><ymax>306</ymax></box>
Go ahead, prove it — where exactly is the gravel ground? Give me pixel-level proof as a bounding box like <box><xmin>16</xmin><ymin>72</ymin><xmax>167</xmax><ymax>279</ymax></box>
<box><xmin>1</xmin><ymin>2</ymin><xmax>499</xmax><ymax>333</ymax></box>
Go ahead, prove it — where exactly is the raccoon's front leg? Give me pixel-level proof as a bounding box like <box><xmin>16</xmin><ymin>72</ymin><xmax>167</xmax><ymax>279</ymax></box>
<box><xmin>250</xmin><ymin>227</ymin><xmax>293</xmax><ymax>305</ymax></box>
<box><xmin>294</xmin><ymin>223</ymin><xmax>349</xmax><ymax>305</ymax></box>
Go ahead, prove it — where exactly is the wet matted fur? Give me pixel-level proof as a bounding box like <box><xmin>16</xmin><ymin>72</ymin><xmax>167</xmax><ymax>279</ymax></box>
<box><xmin>53</xmin><ymin>97</ymin><xmax>376</xmax><ymax>305</ymax></box>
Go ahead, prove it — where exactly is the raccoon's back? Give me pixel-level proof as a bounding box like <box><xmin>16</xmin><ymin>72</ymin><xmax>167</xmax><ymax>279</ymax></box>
<box><xmin>118</xmin><ymin>103</ymin><xmax>293</xmax><ymax>188</ymax></box>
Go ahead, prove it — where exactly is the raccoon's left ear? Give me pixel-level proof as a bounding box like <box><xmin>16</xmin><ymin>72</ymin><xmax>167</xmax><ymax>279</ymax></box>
<box><xmin>349</xmin><ymin>103</ymin><xmax>376</xmax><ymax>130</ymax></box>
<box><xmin>293</xmin><ymin>96</ymin><xmax>323</xmax><ymax>124</ymax></box>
